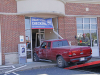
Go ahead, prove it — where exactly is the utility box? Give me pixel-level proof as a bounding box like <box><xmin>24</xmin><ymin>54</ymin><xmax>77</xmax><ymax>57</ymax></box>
<box><xmin>18</xmin><ymin>44</ymin><xmax>27</xmax><ymax>64</ymax></box>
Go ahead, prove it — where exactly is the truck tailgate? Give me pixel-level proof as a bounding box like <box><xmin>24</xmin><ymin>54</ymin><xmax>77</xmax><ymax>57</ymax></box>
<box><xmin>71</xmin><ymin>46</ymin><xmax>91</xmax><ymax>57</ymax></box>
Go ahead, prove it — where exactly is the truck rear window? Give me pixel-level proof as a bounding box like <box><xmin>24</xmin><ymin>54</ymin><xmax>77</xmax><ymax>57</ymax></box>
<box><xmin>53</xmin><ymin>40</ymin><xmax>69</xmax><ymax>48</ymax></box>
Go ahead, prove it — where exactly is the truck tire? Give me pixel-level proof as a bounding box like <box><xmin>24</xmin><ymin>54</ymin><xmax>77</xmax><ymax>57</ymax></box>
<box><xmin>33</xmin><ymin>53</ymin><xmax>39</xmax><ymax>62</ymax></box>
<box><xmin>57</xmin><ymin>56</ymin><xmax>66</xmax><ymax>68</ymax></box>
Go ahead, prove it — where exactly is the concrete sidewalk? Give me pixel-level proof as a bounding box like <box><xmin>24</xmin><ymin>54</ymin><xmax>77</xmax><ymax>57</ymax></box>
<box><xmin>0</xmin><ymin>60</ymin><xmax>57</xmax><ymax>74</ymax></box>
<box><xmin>1</xmin><ymin>57</ymin><xmax>98</xmax><ymax>74</ymax></box>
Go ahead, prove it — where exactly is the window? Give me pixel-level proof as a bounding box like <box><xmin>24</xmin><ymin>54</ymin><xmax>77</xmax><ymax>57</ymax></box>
<box><xmin>76</xmin><ymin>18</ymin><xmax>97</xmax><ymax>47</ymax></box>
<box><xmin>41</xmin><ymin>42</ymin><xmax>47</xmax><ymax>49</ymax></box>
<box><xmin>47</xmin><ymin>42</ymin><xmax>51</xmax><ymax>49</ymax></box>
<box><xmin>53</xmin><ymin>40</ymin><xmax>69</xmax><ymax>48</ymax></box>
<box><xmin>62</xmin><ymin>40</ymin><xmax>69</xmax><ymax>46</ymax></box>
<box><xmin>77</xmin><ymin>24</ymin><xmax>83</xmax><ymax>29</ymax></box>
<box><xmin>53</xmin><ymin>41</ymin><xmax>58</xmax><ymax>48</ymax></box>
<box><xmin>25</xmin><ymin>17</ymin><xmax>31</xmax><ymax>50</ymax></box>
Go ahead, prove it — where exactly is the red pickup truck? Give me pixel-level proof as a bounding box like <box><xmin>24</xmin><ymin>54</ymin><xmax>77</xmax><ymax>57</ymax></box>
<box><xmin>33</xmin><ymin>39</ymin><xmax>92</xmax><ymax>68</ymax></box>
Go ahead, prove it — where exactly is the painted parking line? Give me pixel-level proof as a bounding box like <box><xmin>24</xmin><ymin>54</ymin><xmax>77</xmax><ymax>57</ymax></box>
<box><xmin>12</xmin><ymin>72</ymin><xmax>20</xmax><ymax>75</ymax></box>
<box><xmin>5</xmin><ymin>65</ymin><xmax>27</xmax><ymax>74</ymax></box>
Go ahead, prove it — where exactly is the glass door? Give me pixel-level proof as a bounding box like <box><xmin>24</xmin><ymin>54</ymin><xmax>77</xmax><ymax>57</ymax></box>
<box><xmin>25</xmin><ymin>17</ymin><xmax>32</xmax><ymax>62</ymax></box>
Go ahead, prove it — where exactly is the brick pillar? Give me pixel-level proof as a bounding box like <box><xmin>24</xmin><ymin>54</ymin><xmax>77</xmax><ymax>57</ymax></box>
<box><xmin>58</xmin><ymin>16</ymin><xmax>77</xmax><ymax>45</ymax></box>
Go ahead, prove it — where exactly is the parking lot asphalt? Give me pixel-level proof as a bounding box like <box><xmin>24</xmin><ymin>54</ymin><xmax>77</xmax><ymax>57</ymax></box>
<box><xmin>0</xmin><ymin>60</ymin><xmax>57</xmax><ymax>74</ymax></box>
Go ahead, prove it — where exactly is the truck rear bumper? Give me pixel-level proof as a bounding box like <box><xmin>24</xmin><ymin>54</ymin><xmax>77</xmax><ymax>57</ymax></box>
<box><xmin>70</xmin><ymin>56</ymin><xmax>92</xmax><ymax>63</ymax></box>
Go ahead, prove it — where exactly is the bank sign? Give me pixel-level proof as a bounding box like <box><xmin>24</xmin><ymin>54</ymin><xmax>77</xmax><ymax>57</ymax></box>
<box><xmin>31</xmin><ymin>17</ymin><xmax>53</xmax><ymax>29</ymax></box>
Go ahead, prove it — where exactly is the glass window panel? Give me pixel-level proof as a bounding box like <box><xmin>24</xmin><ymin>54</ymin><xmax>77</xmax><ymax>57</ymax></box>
<box><xmin>58</xmin><ymin>41</ymin><xmax>63</xmax><ymax>47</ymax></box>
<box><xmin>62</xmin><ymin>40</ymin><xmax>69</xmax><ymax>46</ymax></box>
<box><xmin>41</xmin><ymin>42</ymin><xmax>47</xmax><ymax>49</ymax></box>
<box><xmin>84</xmin><ymin>30</ymin><xmax>90</xmax><ymax>34</ymax></box>
<box><xmin>26</xmin><ymin>30</ymin><xmax>31</xmax><ymax>50</ymax></box>
<box><xmin>25</xmin><ymin>18</ymin><xmax>30</xmax><ymax>29</ymax></box>
<box><xmin>84</xmin><ymin>30</ymin><xmax>90</xmax><ymax>39</ymax></box>
<box><xmin>84</xmin><ymin>18</ymin><xmax>90</xmax><ymax>23</ymax></box>
<box><xmin>91</xmin><ymin>24</ymin><xmax>97</xmax><ymax>29</ymax></box>
<box><xmin>77</xmin><ymin>30</ymin><xmax>83</xmax><ymax>34</ymax></box>
<box><xmin>76</xmin><ymin>18</ymin><xmax>83</xmax><ymax>24</ymax></box>
<box><xmin>77</xmin><ymin>24</ymin><xmax>83</xmax><ymax>29</ymax></box>
<box><xmin>91</xmin><ymin>30</ymin><xmax>97</xmax><ymax>47</ymax></box>
<box><xmin>91</xmin><ymin>18</ymin><xmax>96</xmax><ymax>24</ymax></box>
<box><xmin>77</xmin><ymin>30</ymin><xmax>83</xmax><ymax>37</ymax></box>
<box><xmin>27</xmin><ymin>51</ymin><xmax>31</xmax><ymax>59</ymax></box>
<box><xmin>84</xmin><ymin>24</ymin><xmax>90</xmax><ymax>29</ymax></box>
<box><xmin>53</xmin><ymin>41</ymin><xmax>58</xmax><ymax>48</ymax></box>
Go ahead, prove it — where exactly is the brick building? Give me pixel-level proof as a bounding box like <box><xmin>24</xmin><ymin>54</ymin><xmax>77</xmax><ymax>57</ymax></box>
<box><xmin>0</xmin><ymin>0</ymin><xmax>100</xmax><ymax>65</ymax></box>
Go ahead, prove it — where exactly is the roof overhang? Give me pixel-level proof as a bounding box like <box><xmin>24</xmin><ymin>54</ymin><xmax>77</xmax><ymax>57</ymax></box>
<box><xmin>0</xmin><ymin>11</ymin><xmax>65</xmax><ymax>18</ymax></box>
<box><xmin>60</xmin><ymin>0</ymin><xmax>100</xmax><ymax>4</ymax></box>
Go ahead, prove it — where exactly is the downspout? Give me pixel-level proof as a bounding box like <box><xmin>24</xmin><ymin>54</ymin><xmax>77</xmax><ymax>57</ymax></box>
<box><xmin>53</xmin><ymin>18</ymin><xmax>63</xmax><ymax>39</ymax></box>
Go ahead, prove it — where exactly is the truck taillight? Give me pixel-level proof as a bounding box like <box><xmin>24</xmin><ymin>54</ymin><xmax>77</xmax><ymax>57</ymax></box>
<box><xmin>91</xmin><ymin>49</ymin><xmax>92</xmax><ymax>54</ymax></box>
<box><xmin>69</xmin><ymin>51</ymin><xmax>72</xmax><ymax>57</ymax></box>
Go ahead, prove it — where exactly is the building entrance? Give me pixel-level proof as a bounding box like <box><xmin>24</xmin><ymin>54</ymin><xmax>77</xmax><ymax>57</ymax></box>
<box><xmin>25</xmin><ymin>17</ymin><xmax>60</xmax><ymax>62</ymax></box>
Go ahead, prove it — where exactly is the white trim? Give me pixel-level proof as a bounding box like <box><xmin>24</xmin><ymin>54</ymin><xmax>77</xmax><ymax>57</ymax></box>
<box><xmin>30</xmin><ymin>17</ymin><xmax>33</xmax><ymax>62</ymax></box>
<box><xmin>15</xmin><ymin>0</ymin><xmax>66</xmax><ymax>4</ymax></box>
<box><xmin>1</xmin><ymin>12</ymin><xmax>100</xmax><ymax>18</ymax></box>
<box><xmin>15</xmin><ymin>0</ymin><xmax>100</xmax><ymax>4</ymax></box>
<box><xmin>65</xmin><ymin>15</ymin><xmax>100</xmax><ymax>17</ymax></box>
<box><xmin>0</xmin><ymin>11</ymin><xmax>65</xmax><ymax>16</ymax></box>
<box><xmin>4</xmin><ymin>52</ymin><xmax>18</xmax><ymax>55</ymax></box>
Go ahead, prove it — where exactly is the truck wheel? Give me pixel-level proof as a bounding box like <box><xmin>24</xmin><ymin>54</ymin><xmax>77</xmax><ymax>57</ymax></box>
<box><xmin>33</xmin><ymin>53</ymin><xmax>39</xmax><ymax>62</ymax></box>
<box><xmin>57</xmin><ymin>56</ymin><xmax>65</xmax><ymax>68</ymax></box>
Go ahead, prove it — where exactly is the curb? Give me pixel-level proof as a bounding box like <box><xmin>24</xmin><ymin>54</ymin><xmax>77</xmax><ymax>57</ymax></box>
<box><xmin>19</xmin><ymin>64</ymin><xmax>57</xmax><ymax>71</ymax></box>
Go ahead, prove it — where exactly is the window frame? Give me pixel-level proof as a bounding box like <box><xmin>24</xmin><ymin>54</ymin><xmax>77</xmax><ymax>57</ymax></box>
<box><xmin>47</xmin><ymin>42</ymin><xmax>51</xmax><ymax>49</ymax></box>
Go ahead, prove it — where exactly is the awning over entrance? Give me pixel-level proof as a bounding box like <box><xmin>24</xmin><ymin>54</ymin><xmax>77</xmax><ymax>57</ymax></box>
<box><xmin>16</xmin><ymin>0</ymin><xmax>65</xmax><ymax>18</ymax></box>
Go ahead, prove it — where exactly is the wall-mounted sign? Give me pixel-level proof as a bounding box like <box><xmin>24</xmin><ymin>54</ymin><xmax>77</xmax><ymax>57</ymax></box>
<box><xmin>20</xmin><ymin>36</ymin><xmax>24</xmax><ymax>42</ymax></box>
<box><xmin>31</xmin><ymin>17</ymin><xmax>53</xmax><ymax>29</ymax></box>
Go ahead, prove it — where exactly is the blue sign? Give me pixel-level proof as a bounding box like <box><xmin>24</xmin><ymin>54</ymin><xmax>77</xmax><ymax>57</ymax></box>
<box><xmin>31</xmin><ymin>17</ymin><xmax>53</xmax><ymax>29</ymax></box>
<box><xmin>22</xmin><ymin>48</ymin><xmax>25</xmax><ymax>53</ymax></box>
